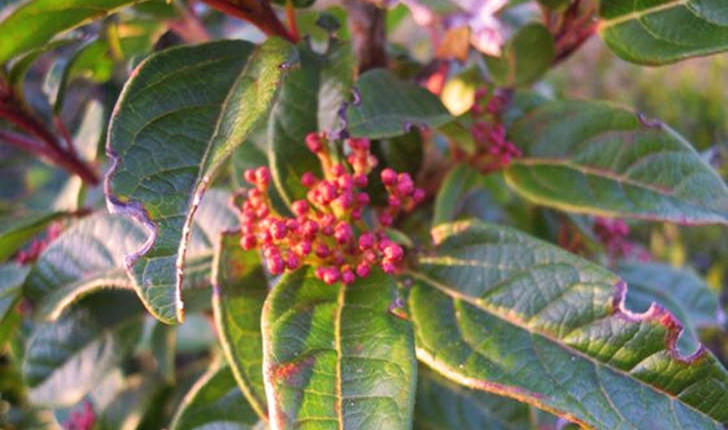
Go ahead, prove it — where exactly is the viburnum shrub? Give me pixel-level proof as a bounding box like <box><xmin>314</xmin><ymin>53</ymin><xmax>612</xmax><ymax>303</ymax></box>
<box><xmin>3</xmin><ymin>1</ymin><xmax>728</xmax><ymax>430</ymax></box>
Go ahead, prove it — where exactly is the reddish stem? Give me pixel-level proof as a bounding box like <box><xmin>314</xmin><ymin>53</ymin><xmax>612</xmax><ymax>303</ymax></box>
<box><xmin>200</xmin><ymin>0</ymin><xmax>299</xmax><ymax>43</ymax></box>
<box><xmin>285</xmin><ymin>0</ymin><xmax>300</xmax><ymax>43</ymax></box>
<box><xmin>0</xmin><ymin>106</ymin><xmax>100</xmax><ymax>185</ymax></box>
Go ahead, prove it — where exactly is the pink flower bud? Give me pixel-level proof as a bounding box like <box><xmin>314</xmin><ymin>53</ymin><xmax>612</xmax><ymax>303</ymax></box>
<box><xmin>294</xmin><ymin>240</ymin><xmax>312</xmax><ymax>256</ymax></box>
<box><xmin>315</xmin><ymin>243</ymin><xmax>331</xmax><ymax>258</ymax></box>
<box><xmin>322</xmin><ymin>267</ymin><xmax>340</xmax><ymax>284</ymax></box>
<box><xmin>396</xmin><ymin>173</ymin><xmax>414</xmax><ymax>195</ymax></box>
<box><xmin>301</xmin><ymin>172</ymin><xmax>317</xmax><ymax>187</ymax></box>
<box><xmin>240</xmin><ymin>234</ymin><xmax>257</xmax><ymax>250</ymax></box>
<box><xmin>341</xmin><ymin>269</ymin><xmax>356</xmax><ymax>284</ymax></box>
<box><xmin>270</xmin><ymin>220</ymin><xmax>287</xmax><ymax>240</ymax></box>
<box><xmin>255</xmin><ymin>166</ymin><xmax>270</xmax><ymax>186</ymax></box>
<box><xmin>388</xmin><ymin>195</ymin><xmax>401</xmax><ymax>208</ymax></box>
<box><xmin>291</xmin><ymin>200</ymin><xmax>309</xmax><ymax>216</ymax></box>
<box><xmin>244</xmin><ymin>169</ymin><xmax>256</xmax><ymax>184</ymax></box>
<box><xmin>413</xmin><ymin>188</ymin><xmax>425</xmax><ymax>203</ymax></box>
<box><xmin>306</xmin><ymin>132</ymin><xmax>323</xmax><ymax>153</ymax></box>
<box><xmin>378</xmin><ymin>212</ymin><xmax>393</xmax><ymax>226</ymax></box>
<box><xmin>348</xmin><ymin>137</ymin><xmax>370</xmax><ymax>151</ymax></box>
<box><xmin>381</xmin><ymin>168</ymin><xmax>397</xmax><ymax>186</ymax></box>
<box><xmin>268</xmin><ymin>256</ymin><xmax>285</xmax><ymax>275</ymax></box>
<box><xmin>382</xmin><ymin>262</ymin><xmax>396</xmax><ymax>274</ymax></box>
<box><xmin>334</xmin><ymin>222</ymin><xmax>353</xmax><ymax>244</ymax></box>
<box><xmin>353</xmin><ymin>173</ymin><xmax>368</xmax><ymax>188</ymax></box>
<box><xmin>358</xmin><ymin>232</ymin><xmax>375</xmax><ymax>250</ymax></box>
<box><xmin>331</xmin><ymin>164</ymin><xmax>346</xmax><ymax>177</ymax></box>
<box><xmin>301</xmin><ymin>219</ymin><xmax>319</xmax><ymax>238</ymax></box>
<box><xmin>356</xmin><ymin>262</ymin><xmax>371</xmax><ymax>278</ymax></box>
<box><xmin>286</xmin><ymin>253</ymin><xmax>300</xmax><ymax>270</ymax></box>
<box><xmin>383</xmin><ymin>243</ymin><xmax>404</xmax><ymax>262</ymax></box>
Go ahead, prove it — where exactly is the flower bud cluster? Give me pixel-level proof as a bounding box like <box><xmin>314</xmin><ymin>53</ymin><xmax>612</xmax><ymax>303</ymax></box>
<box><xmin>593</xmin><ymin>217</ymin><xmax>650</xmax><ymax>261</ymax></box>
<box><xmin>63</xmin><ymin>401</ymin><xmax>95</xmax><ymax>430</ymax></box>
<box><xmin>469</xmin><ymin>87</ymin><xmax>521</xmax><ymax>172</ymax></box>
<box><xmin>237</xmin><ymin>133</ymin><xmax>425</xmax><ymax>285</ymax></box>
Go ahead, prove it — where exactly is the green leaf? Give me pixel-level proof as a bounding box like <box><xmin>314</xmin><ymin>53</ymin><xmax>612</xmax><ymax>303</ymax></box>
<box><xmin>599</xmin><ymin>0</ymin><xmax>728</xmax><ymax>65</ymax></box>
<box><xmin>415</xmin><ymin>369</ymin><xmax>532</xmax><ymax>430</ymax></box>
<box><xmin>30</xmin><ymin>192</ymin><xmax>231</xmax><ymax>320</ymax></box>
<box><xmin>262</xmin><ymin>268</ymin><xmax>417</xmax><ymax>429</ymax></box>
<box><xmin>346</xmin><ymin>69</ymin><xmax>453</xmax><ymax>139</ymax></box>
<box><xmin>618</xmin><ymin>261</ymin><xmax>723</xmax><ymax>351</ymax></box>
<box><xmin>212</xmin><ymin>231</ymin><xmax>269</xmax><ymax>419</ymax></box>
<box><xmin>484</xmin><ymin>23</ymin><xmax>555</xmax><ymax>87</ymax></box>
<box><xmin>269</xmin><ymin>41</ymin><xmax>355</xmax><ymax>206</ymax></box>
<box><xmin>504</xmin><ymin>100</ymin><xmax>728</xmax><ymax>224</ymax></box>
<box><xmin>433</xmin><ymin>163</ymin><xmax>507</xmax><ymax>226</ymax></box>
<box><xmin>0</xmin><ymin>0</ymin><xmax>139</xmax><ymax>64</ymax></box>
<box><xmin>0</xmin><ymin>263</ymin><xmax>28</xmax><ymax>323</ymax></box>
<box><xmin>22</xmin><ymin>290</ymin><xmax>145</xmax><ymax>406</ymax></box>
<box><xmin>171</xmin><ymin>365</ymin><xmax>263</xmax><ymax>430</ymax></box>
<box><xmin>409</xmin><ymin>220</ymin><xmax>728</xmax><ymax>429</ymax></box>
<box><xmin>0</xmin><ymin>211</ymin><xmax>65</xmax><ymax>262</ymax></box>
<box><xmin>106</xmin><ymin>38</ymin><xmax>295</xmax><ymax>324</ymax></box>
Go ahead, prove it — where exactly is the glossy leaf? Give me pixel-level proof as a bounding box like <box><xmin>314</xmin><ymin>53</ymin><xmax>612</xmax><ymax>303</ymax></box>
<box><xmin>212</xmin><ymin>231</ymin><xmax>269</xmax><ymax>419</ymax></box>
<box><xmin>96</xmin><ymin>373</ymin><xmax>169</xmax><ymax>430</ymax></box>
<box><xmin>618</xmin><ymin>261</ymin><xmax>723</xmax><ymax>351</ymax></box>
<box><xmin>0</xmin><ymin>263</ymin><xmax>28</xmax><ymax>322</ymax></box>
<box><xmin>262</xmin><ymin>268</ymin><xmax>417</xmax><ymax>429</ymax></box>
<box><xmin>22</xmin><ymin>290</ymin><xmax>145</xmax><ymax>406</ymax></box>
<box><xmin>415</xmin><ymin>369</ymin><xmax>532</xmax><ymax>430</ymax></box>
<box><xmin>505</xmin><ymin>100</ymin><xmax>728</xmax><ymax>224</ymax></box>
<box><xmin>599</xmin><ymin>0</ymin><xmax>728</xmax><ymax>65</ymax></box>
<box><xmin>0</xmin><ymin>0</ymin><xmax>138</xmax><ymax>64</ymax></box>
<box><xmin>171</xmin><ymin>365</ymin><xmax>263</xmax><ymax>430</ymax></box>
<box><xmin>484</xmin><ymin>23</ymin><xmax>555</xmax><ymax>87</ymax></box>
<box><xmin>106</xmin><ymin>39</ymin><xmax>295</xmax><ymax>323</ymax></box>
<box><xmin>269</xmin><ymin>41</ymin><xmax>355</xmax><ymax>206</ymax></box>
<box><xmin>346</xmin><ymin>69</ymin><xmax>453</xmax><ymax>139</ymax></box>
<box><xmin>409</xmin><ymin>220</ymin><xmax>728</xmax><ymax>429</ymax></box>
<box><xmin>0</xmin><ymin>211</ymin><xmax>65</xmax><ymax>262</ymax></box>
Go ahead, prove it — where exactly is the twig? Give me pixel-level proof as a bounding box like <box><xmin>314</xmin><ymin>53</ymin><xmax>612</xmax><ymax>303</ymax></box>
<box><xmin>200</xmin><ymin>0</ymin><xmax>299</xmax><ymax>43</ymax></box>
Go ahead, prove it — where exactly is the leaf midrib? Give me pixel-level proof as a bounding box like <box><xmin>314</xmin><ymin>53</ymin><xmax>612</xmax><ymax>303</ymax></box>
<box><xmin>600</xmin><ymin>0</ymin><xmax>690</xmax><ymax>29</ymax></box>
<box><xmin>407</xmin><ymin>269</ymin><xmax>722</xmax><ymax>425</ymax></box>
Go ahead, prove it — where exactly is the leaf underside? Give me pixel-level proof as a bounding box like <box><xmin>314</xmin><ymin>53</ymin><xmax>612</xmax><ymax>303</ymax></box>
<box><xmin>409</xmin><ymin>220</ymin><xmax>728</xmax><ymax>429</ymax></box>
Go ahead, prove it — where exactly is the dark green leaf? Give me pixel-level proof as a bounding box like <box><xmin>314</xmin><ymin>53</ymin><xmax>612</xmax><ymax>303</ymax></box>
<box><xmin>618</xmin><ymin>261</ymin><xmax>723</xmax><ymax>351</ymax></box>
<box><xmin>0</xmin><ymin>0</ymin><xmax>140</xmax><ymax>64</ymax></box>
<box><xmin>433</xmin><ymin>163</ymin><xmax>507</xmax><ymax>226</ymax></box>
<box><xmin>269</xmin><ymin>41</ymin><xmax>355</xmax><ymax>206</ymax></box>
<box><xmin>415</xmin><ymin>369</ymin><xmax>532</xmax><ymax>430</ymax></box>
<box><xmin>409</xmin><ymin>220</ymin><xmax>728</xmax><ymax>429</ymax></box>
<box><xmin>212</xmin><ymin>231</ymin><xmax>269</xmax><ymax>419</ymax></box>
<box><xmin>600</xmin><ymin>0</ymin><xmax>728</xmax><ymax>65</ymax></box>
<box><xmin>505</xmin><ymin>100</ymin><xmax>728</xmax><ymax>224</ymax></box>
<box><xmin>0</xmin><ymin>263</ymin><xmax>28</xmax><ymax>323</ymax></box>
<box><xmin>262</xmin><ymin>268</ymin><xmax>417</xmax><ymax>429</ymax></box>
<box><xmin>347</xmin><ymin>69</ymin><xmax>453</xmax><ymax>139</ymax></box>
<box><xmin>171</xmin><ymin>365</ymin><xmax>262</xmax><ymax>430</ymax></box>
<box><xmin>106</xmin><ymin>39</ymin><xmax>295</xmax><ymax>323</ymax></box>
<box><xmin>22</xmin><ymin>290</ymin><xmax>144</xmax><ymax>406</ymax></box>
<box><xmin>484</xmin><ymin>23</ymin><xmax>555</xmax><ymax>87</ymax></box>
